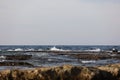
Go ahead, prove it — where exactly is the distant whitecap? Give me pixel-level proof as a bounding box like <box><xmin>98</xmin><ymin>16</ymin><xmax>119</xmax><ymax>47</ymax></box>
<box><xmin>86</xmin><ymin>48</ymin><xmax>101</xmax><ymax>52</ymax></box>
<box><xmin>14</xmin><ymin>48</ymin><xmax>23</xmax><ymax>51</ymax></box>
<box><xmin>7</xmin><ymin>49</ymin><xmax>14</xmax><ymax>51</ymax></box>
<box><xmin>50</xmin><ymin>46</ymin><xmax>63</xmax><ymax>51</ymax></box>
<box><xmin>26</xmin><ymin>48</ymin><xmax>34</xmax><ymax>51</ymax></box>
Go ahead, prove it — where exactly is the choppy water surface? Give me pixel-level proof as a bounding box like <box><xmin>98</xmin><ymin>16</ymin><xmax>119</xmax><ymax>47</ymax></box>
<box><xmin>0</xmin><ymin>45</ymin><xmax>120</xmax><ymax>70</ymax></box>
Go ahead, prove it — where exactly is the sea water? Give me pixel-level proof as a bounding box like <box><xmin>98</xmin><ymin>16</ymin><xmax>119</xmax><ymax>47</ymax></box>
<box><xmin>0</xmin><ymin>45</ymin><xmax>120</xmax><ymax>70</ymax></box>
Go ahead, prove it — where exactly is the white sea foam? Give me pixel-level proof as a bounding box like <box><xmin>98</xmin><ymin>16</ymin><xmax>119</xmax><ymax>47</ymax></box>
<box><xmin>110</xmin><ymin>54</ymin><xmax>117</xmax><ymax>56</ymax></box>
<box><xmin>48</xmin><ymin>59</ymin><xmax>53</xmax><ymax>61</ymax></box>
<box><xmin>14</xmin><ymin>48</ymin><xmax>23</xmax><ymax>51</ymax></box>
<box><xmin>50</xmin><ymin>46</ymin><xmax>64</xmax><ymax>51</ymax></box>
<box><xmin>0</xmin><ymin>55</ymin><xmax>6</xmax><ymax>62</ymax></box>
<box><xmin>7</xmin><ymin>49</ymin><xmax>14</xmax><ymax>51</ymax></box>
<box><xmin>25</xmin><ymin>48</ymin><xmax>34</xmax><ymax>51</ymax></box>
<box><xmin>35</xmin><ymin>53</ymin><xmax>49</xmax><ymax>57</ymax></box>
<box><xmin>0</xmin><ymin>56</ymin><xmax>6</xmax><ymax>59</ymax></box>
<box><xmin>81</xmin><ymin>60</ymin><xmax>96</xmax><ymax>64</ymax></box>
<box><xmin>86</xmin><ymin>48</ymin><xmax>101</xmax><ymax>52</ymax></box>
<box><xmin>38</xmin><ymin>49</ymin><xmax>43</xmax><ymax>51</ymax></box>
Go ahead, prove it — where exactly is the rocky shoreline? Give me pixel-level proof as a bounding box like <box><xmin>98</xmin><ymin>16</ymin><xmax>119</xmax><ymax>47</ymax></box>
<box><xmin>0</xmin><ymin>63</ymin><xmax>120</xmax><ymax>80</ymax></box>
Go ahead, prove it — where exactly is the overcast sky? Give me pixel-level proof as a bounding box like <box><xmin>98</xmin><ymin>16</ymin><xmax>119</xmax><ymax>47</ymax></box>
<box><xmin>0</xmin><ymin>0</ymin><xmax>120</xmax><ymax>45</ymax></box>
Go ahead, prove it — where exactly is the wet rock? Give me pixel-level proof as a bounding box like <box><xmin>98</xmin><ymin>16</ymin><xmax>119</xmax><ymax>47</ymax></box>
<box><xmin>0</xmin><ymin>54</ymin><xmax>32</xmax><ymax>60</ymax></box>
<box><xmin>5</xmin><ymin>55</ymin><xmax>32</xmax><ymax>60</ymax></box>
<box><xmin>69</xmin><ymin>53</ymin><xmax>111</xmax><ymax>60</ymax></box>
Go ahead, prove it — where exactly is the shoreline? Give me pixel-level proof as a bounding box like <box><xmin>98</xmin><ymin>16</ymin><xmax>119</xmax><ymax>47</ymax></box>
<box><xmin>0</xmin><ymin>63</ymin><xmax>120</xmax><ymax>80</ymax></box>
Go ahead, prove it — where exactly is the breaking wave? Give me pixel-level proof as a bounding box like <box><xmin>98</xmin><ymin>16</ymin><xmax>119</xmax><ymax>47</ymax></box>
<box><xmin>85</xmin><ymin>48</ymin><xmax>101</xmax><ymax>52</ymax></box>
<box><xmin>50</xmin><ymin>46</ymin><xmax>65</xmax><ymax>51</ymax></box>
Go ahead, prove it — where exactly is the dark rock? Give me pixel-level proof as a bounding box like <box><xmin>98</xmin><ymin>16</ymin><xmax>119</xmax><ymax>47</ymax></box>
<box><xmin>0</xmin><ymin>55</ymin><xmax>32</xmax><ymax>60</ymax></box>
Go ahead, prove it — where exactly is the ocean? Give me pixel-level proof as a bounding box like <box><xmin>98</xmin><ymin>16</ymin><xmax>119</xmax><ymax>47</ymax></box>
<box><xmin>0</xmin><ymin>45</ymin><xmax>120</xmax><ymax>70</ymax></box>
